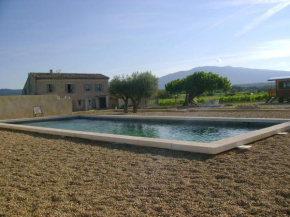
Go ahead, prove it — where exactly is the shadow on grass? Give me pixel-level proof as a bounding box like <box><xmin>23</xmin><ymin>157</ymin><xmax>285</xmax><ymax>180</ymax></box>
<box><xmin>3</xmin><ymin>129</ymin><xmax>213</xmax><ymax>162</ymax></box>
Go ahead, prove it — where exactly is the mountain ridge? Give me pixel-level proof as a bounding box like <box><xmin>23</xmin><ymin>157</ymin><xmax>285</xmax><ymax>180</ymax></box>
<box><xmin>0</xmin><ymin>89</ymin><xmax>22</xmax><ymax>96</ymax></box>
<box><xmin>158</xmin><ymin>66</ymin><xmax>290</xmax><ymax>89</ymax></box>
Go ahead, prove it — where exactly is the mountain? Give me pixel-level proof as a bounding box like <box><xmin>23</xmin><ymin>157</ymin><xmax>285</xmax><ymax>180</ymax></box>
<box><xmin>0</xmin><ymin>89</ymin><xmax>22</xmax><ymax>96</ymax></box>
<box><xmin>158</xmin><ymin>66</ymin><xmax>290</xmax><ymax>89</ymax></box>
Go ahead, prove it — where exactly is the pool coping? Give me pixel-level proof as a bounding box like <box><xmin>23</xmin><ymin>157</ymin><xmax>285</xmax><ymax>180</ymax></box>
<box><xmin>1</xmin><ymin>115</ymin><xmax>290</xmax><ymax>154</ymax></box>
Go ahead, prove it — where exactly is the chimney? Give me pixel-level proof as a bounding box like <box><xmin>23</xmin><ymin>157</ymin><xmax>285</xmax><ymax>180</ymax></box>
<box><xmin>49</xmin><ymin>69</ymin><xmax>53</xmax><ymax>74</ymax></box>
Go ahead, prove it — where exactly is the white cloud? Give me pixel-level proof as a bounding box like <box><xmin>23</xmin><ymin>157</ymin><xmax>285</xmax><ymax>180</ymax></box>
<box><xmin>253</xmin><ymin>39</ymin><xmax>290</xmax><ymax>59</ymax></box>
<box><xmin>216</xmin><ymin>0</ymin><xmax>290</xmax><ymax>7</ymax></box>
<box><xmin>217</xmin><ymin>58</ymin><xmax>223</xmax><ymax>63</ymax></box>
<box><xmin>214</xmin><ymin>39</ymin><xmax>290</xmax><ymax>65</ymax></box>
<box><xmin>235</xmin><ymin>1</ymin><xmax>290</xmax><ymax>36</ymax></box>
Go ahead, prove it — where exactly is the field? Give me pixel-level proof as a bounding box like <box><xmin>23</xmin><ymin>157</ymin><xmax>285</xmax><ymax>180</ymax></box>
<box><xmin>0</xmin><ymin>110</ymin><xmax>290</xmax><ymax>216</ymax></box>
<box><xmin>153</xmin><ymin>92</ymin><xmax>269</xmax><ymax>106</ymax></box>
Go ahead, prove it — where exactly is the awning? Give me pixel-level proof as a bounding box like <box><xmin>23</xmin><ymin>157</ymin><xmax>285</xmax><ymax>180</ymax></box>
<box><xmin>268</xmin><ymin>76</ymin><xmax>290</xmax><ymax>81</ymax></box>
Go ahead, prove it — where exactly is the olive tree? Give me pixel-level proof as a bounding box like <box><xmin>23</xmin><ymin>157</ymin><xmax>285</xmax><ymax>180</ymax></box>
<box><xmin>109</xmin><ymin>75</ymin><xmax>131</xmax><ymax>113</ymax></box>
<box><xmin>166</xmin><ymin>71</ymin><xmax>231</xmax><ymax>106</ymax></box>
<box><xmin>129</xmin><ymin>71</ymin><xmax>158</xmax><ymax>113</ymax></box>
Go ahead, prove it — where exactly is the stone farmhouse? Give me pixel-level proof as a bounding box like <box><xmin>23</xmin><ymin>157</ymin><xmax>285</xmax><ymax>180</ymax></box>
<box><xmin>23</xmin><ymin>70</ymin><xmax>110</xmax><ymax>111</ymax></box>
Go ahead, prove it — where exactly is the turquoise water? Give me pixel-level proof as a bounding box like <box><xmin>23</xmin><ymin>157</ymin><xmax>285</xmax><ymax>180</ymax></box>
<box><xmin>18</xmin><ymin>118</ymin><xmax>274</xmax><ymax>143</ymax></box>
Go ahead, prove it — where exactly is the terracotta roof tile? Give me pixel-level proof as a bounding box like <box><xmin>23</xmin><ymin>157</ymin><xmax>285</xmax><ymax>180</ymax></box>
<box><xmin>30</xmin><ymin>73</ymin><xmax>109</xmax><ymax>80</ymax></box>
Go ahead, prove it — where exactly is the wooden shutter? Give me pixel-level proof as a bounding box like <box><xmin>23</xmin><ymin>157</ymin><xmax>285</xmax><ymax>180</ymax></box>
<box><xmin>65</xmin><ymin>84</ymin><xmax>68</xmax><ymax>93</ymax></box>
<box><xmin>46</xmin><ymin>84</ymin><xmax>49</xmax><ymax>93</ymax></box>
<box><xmin>72</xmin><ymin>84</ymin><xmax>76</xmax><ymax>93</ymax></box>
<box><xmin>51</xmin><ymin>84</ymin><xmax>54</xmax><ymax>92</ymax></box>
<box><xmin>92</xmin><ymin>98</ymin><xmax>96</xmax><ymax>108</ymax></box>
<box><xmin>72</xmin><ymin>100</ymin><xmax>77</xmax><ymax>112</ymax></box>
<box><xmin>83</xmin><ymin>100</ymin><xmax>86</xmax><ymax>111</ymax></box>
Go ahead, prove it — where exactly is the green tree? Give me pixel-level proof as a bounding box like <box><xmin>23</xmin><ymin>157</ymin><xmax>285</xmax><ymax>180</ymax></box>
<box><xmin>109</xmin><ymin>75</ymin><xmax>131</xmax><ymax>113</ymax></box>
<box><xmin>129</xmin><ymin>71</ymin><xmax>158</xmax><ymax>113</ymax></box>
<box><xmin>165</xmin><ymin>71</ymin><xmax>231</xmax><ymax>106</ymax></box>
<box><xmin>165</xmin><ymin>78</ymin><xmax>184</xmax><ymax>95</ymax></box>
<box><xmin>156</xmin><ymin>90</ymin><xmax>171</xmax><ymax>99</ymax></box>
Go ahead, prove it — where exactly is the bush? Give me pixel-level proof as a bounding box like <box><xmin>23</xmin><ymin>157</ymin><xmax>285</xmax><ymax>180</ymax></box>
<box><xmin>158</xmin><ymin>99</ymin><xmax>185</xmax><ymax>106</ymax></box>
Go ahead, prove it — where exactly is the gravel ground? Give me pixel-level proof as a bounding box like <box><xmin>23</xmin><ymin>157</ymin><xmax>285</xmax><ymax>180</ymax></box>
<box><xmin>130</xmin><ymin>110</ymin><xmax>290</xmax><ymax>119</ymax></box>
<box><xmin>79</xmin><ymin>109</ymin><xmax>290</xmax><ymax>119</ymax></box>
<box><xmin>0</xmin><ymin>111</ymin><xmax>290</xmax><ymax>216</ymax></box>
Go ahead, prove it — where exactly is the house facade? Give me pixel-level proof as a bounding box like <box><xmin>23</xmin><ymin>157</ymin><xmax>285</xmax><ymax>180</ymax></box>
<box><xmin>23</xmin><ymin>70</ymin><xmax>110</xmax><ymax>111</ymax></box>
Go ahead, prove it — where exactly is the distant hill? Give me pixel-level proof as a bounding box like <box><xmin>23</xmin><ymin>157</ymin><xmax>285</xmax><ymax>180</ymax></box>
<box><xmin>234</xmin><ymin>82</ymin><xmax>273</xmax><ymax>87</ymax></box>
<box><xmin>235</xmin><ymin>82</ymin><xmax>270</xmax><ymax>87</ymax></box>
<box><xmin>0</xmin><ymin>89</ymin><xmax>22</xmax><ymax>96</ymax></box>
<box><xmin>158</xmin><ymin>66</ymin><xmax>290</xmax><ymax>89</ymax></box>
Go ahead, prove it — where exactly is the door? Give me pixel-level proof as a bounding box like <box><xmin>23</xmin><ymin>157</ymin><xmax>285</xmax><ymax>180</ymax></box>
<box><xmin>99</xmin><ymin>97</ymin><xmax>106</xmax><ymax>109</ymax></box>
<box><xmin>88</xmin><ymin>99</ymin><xmax>92</xmax><ymax>110</ymax></box>
<box><xmin>83</xmin><ymin>99</ymin><xmax>92</xmax><ymax>111</ymax></box>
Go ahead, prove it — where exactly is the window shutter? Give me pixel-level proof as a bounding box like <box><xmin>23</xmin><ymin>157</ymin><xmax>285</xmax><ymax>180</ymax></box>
<box><xmin>72</xmin><ymin>100</ymin><xmax>77</xmax><ymax>112</ymax></box>
<box><xmin>83</xmin><ymin>100</ymin><xmax>86</xmax><ymax>110</ymax></box>
<box><xmin>95</xmin><ymin>84</ymin><xmax>98</xmax><ymax>92</ymax></box>
<box><xmin>46</xmin><ymin>84</ymin><xmax>49</xmax><ymax>93</ymax></box>
<box><xmin>65</xmin><ymin>84</ymin><xmax>68</xmax><ymax>93</ymax></box>
<box><xmin>100</xmin><ymin>84</ymin><xmax>103</xmax><ymax>91</ymax></box>
<box><xmin>84</xmin><ymin>84</ymin><xmax>86</xmax><ymax>91</ymax></box>
<box><xmin>92</xmin><ymin>98</ymin><xmax>96</xmax><ymax>108</ymax></box>
<box><xmin>51</xmin><ymin>84</ymin><xmax>54</xmax><ymax>92</ymax></box>
<box><xmin>73</xmin><ymin>84</ymin><xmax>76</xmax><ymax>93</ymax></box>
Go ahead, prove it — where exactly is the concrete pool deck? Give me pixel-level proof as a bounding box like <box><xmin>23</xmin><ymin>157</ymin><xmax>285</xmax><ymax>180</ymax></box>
<box><xmin>1</xmin><ymin>114</ymin><xmax>290</xmax><ymax>154</ymax></box>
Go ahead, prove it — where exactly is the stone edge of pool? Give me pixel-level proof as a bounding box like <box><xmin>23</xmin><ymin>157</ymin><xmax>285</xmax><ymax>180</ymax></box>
<box><xmin>0</xmin><ymin>114</ymin><xmax>290</xmax><ymax>155</ymax></box>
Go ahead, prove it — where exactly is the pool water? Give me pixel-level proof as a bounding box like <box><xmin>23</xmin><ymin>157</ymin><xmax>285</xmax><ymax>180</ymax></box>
<box><xmin>19</xmin><ymin>118</ymin><xmax>274</xmax><ymax>143</ymax></box>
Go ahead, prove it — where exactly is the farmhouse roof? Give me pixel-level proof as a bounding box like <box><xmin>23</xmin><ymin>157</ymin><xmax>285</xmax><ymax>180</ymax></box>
<box><xmin>268</xmin><ymin>76</ymin><xmax>290</xmax><ymax>81</ymax></box>
<box><xmin>30</xmin><ymin>72</ymin><xmax>109</xmax><ymax>80</ymax></box>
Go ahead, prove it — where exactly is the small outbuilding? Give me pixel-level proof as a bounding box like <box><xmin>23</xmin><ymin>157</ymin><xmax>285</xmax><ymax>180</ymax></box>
<box><xmin>268</xmin><ymin>76</ymin><xmax>290</xmax><ymax>103</ymax></box>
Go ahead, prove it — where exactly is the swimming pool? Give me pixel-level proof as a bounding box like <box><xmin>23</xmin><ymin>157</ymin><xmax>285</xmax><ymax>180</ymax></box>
<box><xmin>16</xmin><ymin>117</ymin><xmax>274</xmax><ymax>143</ymax></box>
<box><xmin>1</xmin><ymin>115</ymin><xmax>290</xmax><ymax>154</ymax></box>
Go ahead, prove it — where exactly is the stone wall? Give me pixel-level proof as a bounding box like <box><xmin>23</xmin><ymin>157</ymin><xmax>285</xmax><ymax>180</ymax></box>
<box><xmin>0</xmin><ymin>95</ymin><xmax>72</xmax><ymax>120</ymax></box>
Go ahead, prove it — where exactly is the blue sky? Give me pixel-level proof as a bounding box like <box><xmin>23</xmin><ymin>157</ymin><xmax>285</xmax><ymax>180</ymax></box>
<box><xmin>0</xmin><ymin>0</ymin><xmax>290</xmax><ymax>89</ymax></box>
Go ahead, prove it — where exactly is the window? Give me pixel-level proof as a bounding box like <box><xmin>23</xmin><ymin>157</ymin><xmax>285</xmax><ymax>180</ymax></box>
<box><xmin>95</xmin><ymin>84</ymin><xmax>102</xmax><ymax>91</ymax></box>
<box><xmin>66</xmin><ymin>84</ymin><xmax>75</xmax><ymax>93</ymax></box>
<box><xmin>46</xmin><ymin>84</ymin><xmax>54</xmax><ymax>93</ymax></box>
<box><xmin>279</xmin><ymin>81</ymin><xmax>290</xmax><ymax>89</ymax></box>
<box><xmin>78</xmin><ymin>100</ymin><xmax>82</xmax><ymax>106</ymax></box>
<box><xmin>84</xmin><ymin>84</ymin><xmax>92</xmax><ymax>91</ymax></box>
<box><xmin>67</xmin><ymin>84</ymin><xmax>73</xmax><ymax>93</ymax></box>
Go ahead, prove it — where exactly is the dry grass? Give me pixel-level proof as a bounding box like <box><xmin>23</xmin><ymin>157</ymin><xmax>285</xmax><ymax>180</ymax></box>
<box><xmin>0</xmin><ymin>111</ymin><xmax>290</xmax><ymax>216</ymax></box>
